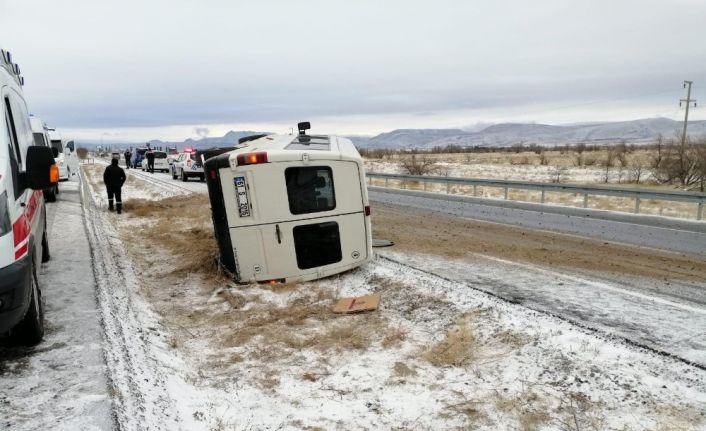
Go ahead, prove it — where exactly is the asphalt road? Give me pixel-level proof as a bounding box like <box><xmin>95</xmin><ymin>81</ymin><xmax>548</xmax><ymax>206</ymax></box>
<box><xmin>370</xmin><ymin>187</ymin><xmax>706</xmax><ymax>256</ymax></box>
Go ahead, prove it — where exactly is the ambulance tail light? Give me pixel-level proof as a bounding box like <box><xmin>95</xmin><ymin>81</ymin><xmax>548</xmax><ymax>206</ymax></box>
<box><xmin>237</xmin><ymin>152</ymin><xmax>268</xmax><ymax>166</ymax></box>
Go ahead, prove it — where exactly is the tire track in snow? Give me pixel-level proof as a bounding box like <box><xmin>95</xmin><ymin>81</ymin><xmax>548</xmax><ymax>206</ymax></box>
<box><xmin>80</xmin><ymin>171</ymin><xmax>181</xmax><ymax>431</ymax></box>
<box><xmin>377</xmin><ymin>254</ymin><xmax>706</xmax><ymax>371</ymax></box>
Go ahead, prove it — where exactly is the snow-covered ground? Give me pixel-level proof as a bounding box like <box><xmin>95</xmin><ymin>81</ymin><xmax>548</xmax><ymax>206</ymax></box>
<box><xmin>0</xmin><ymin>177</ymin><xmax>113</xmax><ymax>430</ymax></box>
<box><xmin>70</xmin><ymin>164</ymin><xmax>706</xmax><ymax>429</ymax></box>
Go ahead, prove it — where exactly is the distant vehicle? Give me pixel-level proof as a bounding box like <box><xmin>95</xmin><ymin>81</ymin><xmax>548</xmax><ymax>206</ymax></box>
<box><xmin>29</xmin><ymin>116</ymin><xmax>59</xmax><ymax>202</ymax></box>
<box><xmin>45</xmin><ymin>132</ymin><xmax>79</xmax><ymax>181</ymax></box>
<box><xmin>171</xmin><ymin>147</ymin><xmax>236</xmax><ymax>182</ymax></box>
<box><xmin>204</xmin><ymin>123</ymin><xmax>372</xmax><ymax>284</ymax></box>
<box><xmin>131</xmin><ymin>147</ymin><xmax>148</xmax><ymax>169</ymax></box>
<box><xmin>1</xmin><ymin>47</ymin><xmax>58</xmax><ymax>345</ymax></box>
<box><xmin>141</xmin><ymin>151</ymin><xmax>169</xmax><ymax>172</ymax></box>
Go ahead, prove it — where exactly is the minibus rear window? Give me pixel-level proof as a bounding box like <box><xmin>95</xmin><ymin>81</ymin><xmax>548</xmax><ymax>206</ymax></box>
<box><xmin>293</xmin><ymin>222</ymin><xmax>342</xmax><ymax>269</ymax></box>
<box><xmin>285</xmin><ymin>166</ymin><xmax>335</xmax><ymax>215</ymax></box>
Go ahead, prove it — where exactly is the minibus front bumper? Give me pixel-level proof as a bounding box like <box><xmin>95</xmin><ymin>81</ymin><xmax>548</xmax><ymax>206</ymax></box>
<box><xmin>0</xmin><ymin>254</ymin><xmax>32</xmax><ymax>334</ymax></box>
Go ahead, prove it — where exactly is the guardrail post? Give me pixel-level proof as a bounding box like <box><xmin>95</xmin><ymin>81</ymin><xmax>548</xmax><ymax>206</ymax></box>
<box><xmin>698</xmin><ymin>202</ymin><xmax>704</xmax><ymax>221</ymax></box>
<box><xmin>423</xmin><ymin>181</ymin><xmax>427</xmax><ymax>191</ymax></box>
<box><xmin>634</xmin><ymin>197</ymin><xmax>641</xmax><ymax>214</ymax></box>
<box><xmin>541</xmin><ymin>190</ymin><xmax>545</xmax><ymax>203</ymax></box>
<box><xmin>446</xmin><ymin>182</ymin><xmax>450</xmax><ymax>194</ymax></box>
<box><xmin>385</xmin><ymin>178</ymin><xmax>389</xmax><ymax>188</ymax></box>
<box><xmin>473</xmin><ymin>185</ymin><xmax>478</xmax><ymax>197</ymax></box>
<box><xmin>504</xmin><ymin>187</ymin><xmax>508</xmax><ymax>200</ymax></box>
<box><xmin>583</xmin><ymin>193</ymin><xmax>588</xmax><ymax>208</ymax></box>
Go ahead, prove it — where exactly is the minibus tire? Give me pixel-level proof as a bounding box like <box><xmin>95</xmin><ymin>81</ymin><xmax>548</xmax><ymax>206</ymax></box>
<box><xmin>9</xmin><ymin>258</ymin><xmax>44</xmax><ymax>346</ymax></box>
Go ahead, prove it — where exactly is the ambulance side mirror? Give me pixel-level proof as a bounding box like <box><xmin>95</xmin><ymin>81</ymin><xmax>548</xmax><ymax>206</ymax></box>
<box><xmin>24</xmin><ymin>146</ymin><xmax>57</xmax><ymax>190</ymax></box>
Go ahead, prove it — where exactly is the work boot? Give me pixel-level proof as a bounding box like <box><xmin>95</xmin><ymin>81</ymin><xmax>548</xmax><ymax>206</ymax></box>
<box><xmin>116</xmin><ymin>203</ymin><xmax>122</xmax><ymax>214</ymax></box>
<box><xmin>108</xmin><ymin>200</ymin><xmax>114</xmax><ymax>211</ymax></box>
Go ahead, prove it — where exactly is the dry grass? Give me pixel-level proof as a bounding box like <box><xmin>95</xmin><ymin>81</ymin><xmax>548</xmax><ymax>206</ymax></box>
<box><xmin>494</xmin><ymin>389</ymin><xmax>551</xmax><ymax>431</ymax></box>
<box><xmin>422</xmin><ymin>318</ymin><xmax>477</xmax><ymax>367</ymax></box>
<box><xmin>123</xmin><ymin>195</ymin><xmax>222</xmax><ymax>277</ymax></box>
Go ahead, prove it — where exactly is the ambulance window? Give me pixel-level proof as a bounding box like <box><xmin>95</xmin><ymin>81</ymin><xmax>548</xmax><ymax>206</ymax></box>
<box><xmin>4</xmin><ymin>115</ymin><xmax>22</xmax><ymax>200</ymax></box>
<box><xmin>293</xmin><ymin>222</ymin><xmax>342</xmax><ymax>269</ymax></box>
<box><xmin>4</xmin><ymin>97</ymin><xmax>22</xmax><ymax>165</ymax></box>
<box><xmin>285</xmin><ymin>166</ymin><xmax>335</xmax><ymax>214</ymax></box>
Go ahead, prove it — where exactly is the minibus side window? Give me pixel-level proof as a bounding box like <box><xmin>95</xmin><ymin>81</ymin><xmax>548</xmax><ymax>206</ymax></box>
<box><xmin>285</xmin><ymin>167</ymin><xmax>336</xmax><ymax>215</ymax></box>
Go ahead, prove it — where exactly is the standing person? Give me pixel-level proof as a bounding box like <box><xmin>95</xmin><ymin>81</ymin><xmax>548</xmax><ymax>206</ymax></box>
<box><xmin>103</xmin><ymin>158</ymin><xmax>126</xmax><ymax>214</ymax></box>
<box><xmin>124</xmin><ymin>149</ymin><xmax>132</xmax><ymax>169</ymax></box>
<box><xmin>146</xmin><ymin>149</ymin><xmax>155</xmax><ymax>174</ymax></box>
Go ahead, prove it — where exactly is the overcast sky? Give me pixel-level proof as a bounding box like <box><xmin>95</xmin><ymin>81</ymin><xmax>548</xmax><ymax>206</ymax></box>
<box><xmin>1</xmin><ymin>0</ymin><xmax>705</xmax><ymax>142</ymax></box>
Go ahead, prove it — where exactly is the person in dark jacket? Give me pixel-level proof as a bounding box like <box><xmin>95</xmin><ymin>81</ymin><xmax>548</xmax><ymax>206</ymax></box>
<box><xmin>124</xmin><ymin>150</ymin><xmax>132</xmax><ymax>169</ymax></box>
<box><xmin>146</xmin><ymin>150</ymin><xmax>155</xmax><ymax>173</ymax></box>
<box><xmin>103</xmin><ymin>158</ymin><xmax>127</xmax><ymax>214</ymax></box>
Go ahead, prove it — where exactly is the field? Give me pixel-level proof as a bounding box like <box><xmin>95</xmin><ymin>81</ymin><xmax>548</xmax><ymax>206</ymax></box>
<box><xmin>362</xmin><ymin>147</ymin><xmax>705</xmax><ymax>220</ymax></box>
<box><xmin>72</xmin><ymin>164</ymin><xmax>706</xmax><ymax>430</ymax></box>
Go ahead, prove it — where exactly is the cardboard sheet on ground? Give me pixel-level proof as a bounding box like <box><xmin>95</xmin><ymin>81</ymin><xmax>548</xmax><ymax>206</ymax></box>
<box><xmin>333</xmin><ymin>293</ymin><xmax>381</xmax><ymax>313</ymax></box>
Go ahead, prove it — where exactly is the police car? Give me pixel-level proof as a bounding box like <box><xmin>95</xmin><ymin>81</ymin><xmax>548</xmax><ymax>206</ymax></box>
<box><xmin>1</xmin><ymin>47</ymin><xmax>59</xmax><ymax>345</ymax></box>
<box><xmin>171</xmin><ymin>149</ymin><xmax>204</xmax><ymax>181</ymax></box>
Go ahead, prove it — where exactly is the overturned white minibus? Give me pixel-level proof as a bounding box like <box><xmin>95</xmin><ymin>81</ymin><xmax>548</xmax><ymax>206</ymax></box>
<box><xmin>204</xmin><ymin>123</ymin><xmax>372</xmax><ymax>283</ymax></box>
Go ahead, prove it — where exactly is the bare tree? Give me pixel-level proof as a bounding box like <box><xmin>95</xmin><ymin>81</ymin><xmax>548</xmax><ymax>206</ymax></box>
<box><xmin>401</xmin><ymin>154</ymin><xmax>438</xmax><ymax>176</ymax></box>
<box><xmin>603</xmin><ymin>148</ymin><xmax>616</xmax><ymax>183</ymax></box>
<box><xmin>76</xmin><ymin>147</ymin><xmax>89</xmax><ymax>160</ymax></box>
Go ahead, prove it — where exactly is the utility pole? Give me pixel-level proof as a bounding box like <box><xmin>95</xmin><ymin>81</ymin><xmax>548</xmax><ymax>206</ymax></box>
<box><xmin>680</xmin><ymin>80</ymin><xmax>697</xmax><ymax>146</ymax></box>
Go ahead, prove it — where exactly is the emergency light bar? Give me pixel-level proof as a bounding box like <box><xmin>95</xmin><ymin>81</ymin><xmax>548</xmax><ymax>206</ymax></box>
<box><xmin>236</xmin><ymin>152</ymin><xmax>268</xmax><ymax>166</ymax></box>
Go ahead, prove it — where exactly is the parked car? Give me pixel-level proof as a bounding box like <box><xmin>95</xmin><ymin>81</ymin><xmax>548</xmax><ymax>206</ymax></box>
<box><xmin>141</xmin><ymin>151</ymin><xmax>169</xmax><ymax>172</ymax></box>
<box><xmin>1</xmin><ymin>47</ymin><xmax>58</xmax><ymax>345</ymax></box>
<box><xmin>203</xmin><ymin>123</ymin><xmax>372</xmax><ymax>284</ymax></box>
<box><xmin>29</xmin><ymin>115</ymin><xmax>59</xmax><ymax>202</ymax></box>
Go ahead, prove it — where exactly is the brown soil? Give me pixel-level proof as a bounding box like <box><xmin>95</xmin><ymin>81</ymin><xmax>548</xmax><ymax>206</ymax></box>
<box><xmin>371</xmin><ymin>202</ymin><xmax>706</xmax><ymax>282</ymax></box>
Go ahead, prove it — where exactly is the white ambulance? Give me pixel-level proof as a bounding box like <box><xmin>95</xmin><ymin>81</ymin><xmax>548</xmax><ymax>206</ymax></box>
<box><xmin>204</xmin><ymin>123</ymin><xmax>372</xmax><ymax>284</ymax></box>
<box><xmin>1</xmin><ymin>47</ymin><xmax>59</xmax><ymax>345</ymax></box>
<box><xmin>29</xmin><ymin>115</ymin><xmax>59</xmax><ymax>201</ymax></box>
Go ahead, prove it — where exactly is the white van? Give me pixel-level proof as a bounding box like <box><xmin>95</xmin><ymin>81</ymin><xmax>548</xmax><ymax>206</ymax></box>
<box><xmin>29</xmin><ymin>115</ymin><xmax>59</xmax><ymax>201</ymax></box>
<box><xmin>1</xmin><ymin>47</ymin><xmax>59</xmax><ymax>345</ymax></box>
<box><xmin>46</xmin><ymin>131</ymin><xmax>79</xmax><ymax>181</ymax></box>
<box><xmin>204</xmin><ymin>123</ymin><xmax>372</xmax><ymax>283</ymax></box>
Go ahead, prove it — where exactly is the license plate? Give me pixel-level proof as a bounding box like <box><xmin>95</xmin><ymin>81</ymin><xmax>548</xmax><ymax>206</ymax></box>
<box><xmin>234</xmin><ymin>176</ymin><xmax>250</xmax><ymax>217</ymax></box>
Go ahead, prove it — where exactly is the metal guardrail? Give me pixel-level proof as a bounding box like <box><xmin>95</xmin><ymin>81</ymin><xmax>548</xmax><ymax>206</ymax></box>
<box><xmin>366</xmin><ymin>172</ymin><xmax>706</xmax><ymax>221</ymax></box>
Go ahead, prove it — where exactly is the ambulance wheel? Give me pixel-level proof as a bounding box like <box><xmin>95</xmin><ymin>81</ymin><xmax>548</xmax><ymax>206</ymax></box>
<box><xmin>181</xmin><ymin>170</ymin><xmax>187</xmax><ymax>182</ymax></box>
<box><xmin>9</xmin><ymin>257</ymin><xmax>44</xmax><ymax>346</ymax></box>
<box><xmin>55</xmin><ymin>184</ymin><xmax>60</xmax><ymax>195</ymax></box>
<box><xmin>44</xmin><ymin>187</ymin><xmax>57</xmax><ymax>203</ymax></box>
<box><xmin>41</xmin><ymin>231</ymin><xmax>51</xmax><ymax>263</ymax></box>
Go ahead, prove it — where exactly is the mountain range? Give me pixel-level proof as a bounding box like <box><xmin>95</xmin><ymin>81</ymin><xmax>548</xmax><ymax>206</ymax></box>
<box><xmin>348</xmin><ymin>118</ymin><xmax>706</xmax><ymax>149</ymax></box>
<box><xmin>140</xmin><ymin>117</ymin><xmax>706</xmax><ymax>151</ymax></box>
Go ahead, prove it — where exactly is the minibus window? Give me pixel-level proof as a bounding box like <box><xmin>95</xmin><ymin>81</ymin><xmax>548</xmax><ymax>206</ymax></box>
<box><xmin>293</xmin><ymin>222</ymin><xmax>342</xmax><ymax>269</ymax></box>
<box><xmin>285</xmin><ymin>167</ymin><xmax>335</xmax><ymax>215</ymax></box>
